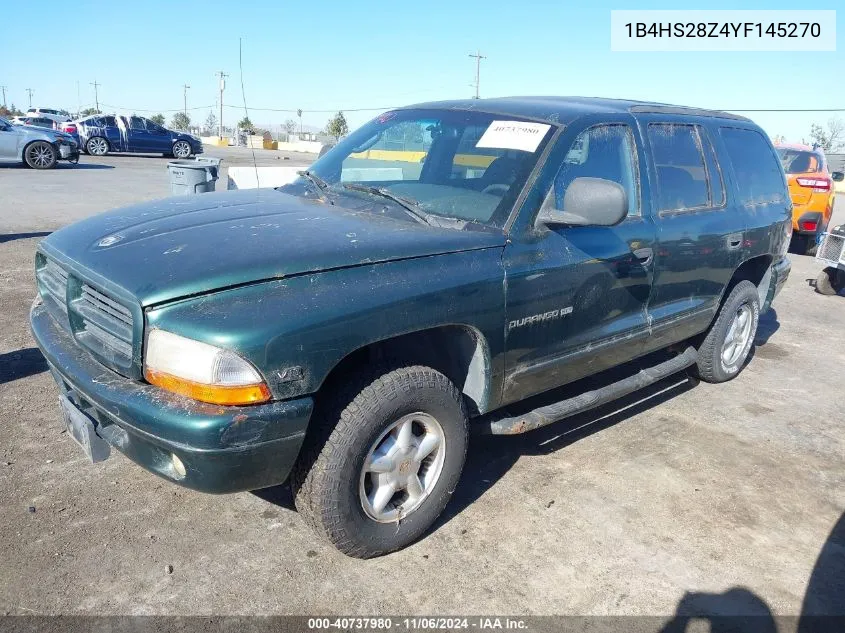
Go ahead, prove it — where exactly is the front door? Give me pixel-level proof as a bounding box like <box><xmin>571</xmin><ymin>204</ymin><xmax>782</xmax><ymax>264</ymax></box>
<box><xmin>502</xmin><ymin>121</ymin><xmax>657</xmax><ymax>404</ymax></box>
<box><xmin>127</xmin><ymin>116</ymin><xmax>166</xmax><ymax>153</ymax></box>
<box><xmin>0</xmin><ymin>124</ymin><xmax>22</xmax><ymax>162</ymax></box>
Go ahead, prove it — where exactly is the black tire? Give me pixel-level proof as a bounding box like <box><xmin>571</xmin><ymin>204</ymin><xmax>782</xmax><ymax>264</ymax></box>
<box><xmin>86</xmin><ymin>137</ymin><xmax>109</xmax><ymax>156</ymax></box>
<box><xmin>815</xmin><ymin>267</ymin><xmax>844</xmax><ymax>296</ymax></box>
<box><xmin>292</xmin><ymin>365</ymin><xmax>468</xmax><ymax>558</ymax></box>
<box><xmin>693</xmin><ymin>280</ymin><xmax>760</xmax><ymax>383</ymax></box>
<box><xmin>23</xmin><ymin>141</ymin><xmax>57</xmax><ymax>169</ymax></box>
<box><xmin>172</xmin><ymin>140</ymin><xmax>192</xmax><ymax>159</ymax></box>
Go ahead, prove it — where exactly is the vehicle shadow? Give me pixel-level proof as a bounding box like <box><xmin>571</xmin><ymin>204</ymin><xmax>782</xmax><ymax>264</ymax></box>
<box><xmin>657</xmin><ymin>509</ymin><xmax>845</xmax><ymax>632</ymax></box>
<box><xmin>0</xmin><ymin>231</ymin><xmax>51</xmax><ymax>244</ymax></box>
<box><xmin>58</xmin><ymin>163</ymin><xmax>114</xmax><ymax>170</ymax></box>
<box><xmin>0</xmin><ymin>348</ymin><xmax>49</xmax><ymax>385</ymax></box>
<box><xmin>755</xmin><ymin>308</ymin><xmax>780</xmax><ymax>346</ymax></box>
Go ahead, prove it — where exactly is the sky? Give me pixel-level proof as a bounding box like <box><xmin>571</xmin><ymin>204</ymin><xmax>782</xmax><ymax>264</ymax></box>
<box><xmin>0</xmin><ymin>0</ymin><xmax>842</xmax><ymax>142</ymax></box>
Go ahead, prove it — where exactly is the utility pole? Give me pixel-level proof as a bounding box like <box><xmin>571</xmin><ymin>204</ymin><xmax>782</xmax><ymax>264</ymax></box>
<box><xmin>468</xmin><ymin>50</ymin><xmax>486</xmax><ymax>99</ymax></box>
<box><xmin>26</xmin><ymin>88</ymin><xmax>33</xmax><ymax>109</ymax></box>
<box><xmin>216</xmin><ymin>71</ymin><xmax>228</xmax><ymax>139</ymax></box>
<box><xmin>297</xmin><ymin>108</ymin><xmax>303</xmax><ymax>136</ymax></box>
<box><xmin>90</xmin><ymin>80</ymin><xmax>100</xmax><ymax>112</ymax></box>
<box><xmin>182</xmin><ymin>84</ymin><xmax>190</xmax><ymax>118</ymax></box>
<box><xmin>0</xmin><ymin>85</ymin><xmax>6</xmax><ymax>108</ymax></box>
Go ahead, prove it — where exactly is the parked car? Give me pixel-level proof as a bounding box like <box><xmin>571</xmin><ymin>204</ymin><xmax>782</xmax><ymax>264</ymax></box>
<box><xmin>775</xmin><ymin>143</ymin><xmax>843</xmax><ymax>255</ymax></box>
<box><xmin>25</xmin><ymin>107</ymin><xmax>72</xmax><ymax>124</ymax></box>
<box><xmin>75</xmin><ymin>114</ymin><xmax>202</xmax><ymax>158</ymax></box>
<box><xmin>0</xmin><ymin>115</ymin><xmax>79</xmax><ymax>168</ymax></box>
<box><xmin>11</xmin><ymin>116</ymin><xmax>58</xmax><ymax>129</ymax></box>
<box><xmin>31</xmin><ymin>97</ymin><xmax>791</xmax><ymax>557</ymax></box>
<box><xmin>57</xmin><ymin>121</ymin><xmax>81</xmax><ymax>147</ymax></box>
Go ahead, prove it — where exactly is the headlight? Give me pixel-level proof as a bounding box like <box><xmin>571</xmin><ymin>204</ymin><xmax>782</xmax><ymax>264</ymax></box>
<box><xmin>144</xmin><ymin>329</ymin><xmax>270</xmax><ymax>405</ymax></box>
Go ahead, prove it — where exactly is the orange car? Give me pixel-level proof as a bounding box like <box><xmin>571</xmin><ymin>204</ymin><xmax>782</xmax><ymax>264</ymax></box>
<box><xmin>776</xmin><ymin>144</ymin><xmax>843</xmax><ymax>254</ymax></box>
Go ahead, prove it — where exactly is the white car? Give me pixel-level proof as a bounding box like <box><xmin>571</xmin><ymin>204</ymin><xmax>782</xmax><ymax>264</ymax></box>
<box><xmin>0</xmin><ymin>116</ymin><xmax>80</xmax><ymax>168</ymax></box>
<box><xmin>25</xmin><ymin>107</ymin><xmax>72</xmax><ymax>124</ymax></box>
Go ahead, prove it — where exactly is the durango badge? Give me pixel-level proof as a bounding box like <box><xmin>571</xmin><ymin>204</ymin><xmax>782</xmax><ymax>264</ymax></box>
<box><xmin>509</xmin><ymin>306</ymin><xmax>573</xmax><ymax>330</ymax></box>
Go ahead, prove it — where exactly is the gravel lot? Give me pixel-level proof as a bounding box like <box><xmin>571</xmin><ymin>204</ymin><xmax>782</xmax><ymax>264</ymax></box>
<box><xmin>0</xmin><ymin>151</ymin><xmax>843</xmax><ymax>621</ymax></box>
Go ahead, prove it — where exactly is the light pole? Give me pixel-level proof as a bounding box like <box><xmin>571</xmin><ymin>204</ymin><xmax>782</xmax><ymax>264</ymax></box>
<box><xmin>216</xmin><ymin>71</ymin><xmax>228</xmax><ymax>139</ymax></box>
<box><xmin>468</xmin><ymin>50</ymin><xmax>486</xmax><ymax>99</ymax></box>
<box><xmin>297</xmin><ymin>108</ymin><xmax>303</xmax><ymax>136</ymax></box>
<box><xmin>0</xmin><ymin>85</ymin><xmax>6</xmax><ymax>108</ymax></box>
<box><xmin>26</xmin><ymin>88</ymin><xmax>33</xmax><ymax>109</ymax></box>
<box><xmin>182</xmin><ymin>84</ymin><xmax>190</xmax><ymax>119</ymax></box>
<box><xmin>90</xmin><ymin>80</ymin><xmax>100</xmax><ymax>112</ymax></box>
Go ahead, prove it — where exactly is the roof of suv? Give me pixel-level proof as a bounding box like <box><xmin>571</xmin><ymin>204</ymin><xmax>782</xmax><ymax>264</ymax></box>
<box><xmin>405</xmin><ymin>96</ymin><xmax>750</xmax><ymax>125</ymax></box>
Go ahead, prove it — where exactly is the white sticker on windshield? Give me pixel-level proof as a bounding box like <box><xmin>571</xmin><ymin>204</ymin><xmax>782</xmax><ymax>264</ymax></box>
<box><xmin>476</xmin><ymin>121</ymin><xmax>551</xmax><ymax>152</ymax></box>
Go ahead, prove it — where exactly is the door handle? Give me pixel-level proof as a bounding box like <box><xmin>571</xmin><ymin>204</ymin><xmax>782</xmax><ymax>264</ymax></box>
<box><xmin>633</xmin><ymin>247</ymin><xmax>653</xmax><ymax>266</ymax></box>
<box><xmin>727</xmin><ymin>233</ymin><xmax>743</xmax><ymax>249</ymax></box>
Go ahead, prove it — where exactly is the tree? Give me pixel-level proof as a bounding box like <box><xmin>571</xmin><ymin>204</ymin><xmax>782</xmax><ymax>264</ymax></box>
<box><xmin>171</xmin><ymin>112</ymin><xmax>191</xmax><ymax>131</ymax></box>
<box><xmin>283</xmin><ymin>119</ymin><xmax>297</xmax><ymax>135</ymax></box>
<box><xmin>204</xmin><ymin>111</ymin><xmax>217</xmax><ymax>134</ymax></box>
<box><xmin>808</xmin><ymin>118</ymin><xmax>845</xmax><ymax>152</ymax></box>
<box><xmin>79</xmin><ymin>107</ymin><xmax>100</xmax><ymax>117</ymax></box>
<box><xmin>150</xmin><ymin>113</ymin><xmax>166</xmax><ymax>126</ymax></box>
<box><xmin>238</xmin><ymin>116</ymin><xmax>253</xmax><ymax>131</ymax></box>
<box><xmin>326</xmin><ymin>111</ymin><xmax>348</xmax><ymax>141</ymax></box>
<box><xmin>771</xmin><ymin>134</ymin><xmax>786</xmax><ymax>145</ymax></box>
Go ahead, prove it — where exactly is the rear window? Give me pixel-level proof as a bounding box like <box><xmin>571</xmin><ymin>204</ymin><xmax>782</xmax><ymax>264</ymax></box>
<box><xmin>776</xmin><ymin>148</ymin><xmax>824</xmax><ymax>174</ymax></box>
<box><xmin>648</xmin><ymin>123</ymin><xmax>711</xmax><ymax>211</ymax></box>
<box><xmin>720</xmin><ymin>128</ymin><xmax>787</xmax><ymax>205</ymax></box>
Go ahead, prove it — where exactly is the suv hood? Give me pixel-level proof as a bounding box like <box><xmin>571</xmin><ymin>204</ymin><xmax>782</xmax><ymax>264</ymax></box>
<box><xmin>40</xmin><ymin>189</ymin><xmax>505</xmax><ymax>306</ymax></box>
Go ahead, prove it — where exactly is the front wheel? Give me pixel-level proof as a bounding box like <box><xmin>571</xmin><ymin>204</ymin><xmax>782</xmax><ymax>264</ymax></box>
<box><xmin>172</xmin><ymin>140</ymin><xmax>192</xmax><ymax>158</ymax></box>
<box><xmin>693</xmin><ymin>280</ymin><xmax>760</xmax><ymax>383</ymax></box>
<box><xmin>86</xmin><ymin>137</ymin><xmax>109</xmax><ymax>156</ymax></box>
<box><xmin>24</xmin><ymin>141</ymin><xmax>57</xmax><ymax>169</ymax></box>
<box><xmin>292</xmin><ymin>365</ymin><xmax>468</xmax><ymax>558</ymax></box>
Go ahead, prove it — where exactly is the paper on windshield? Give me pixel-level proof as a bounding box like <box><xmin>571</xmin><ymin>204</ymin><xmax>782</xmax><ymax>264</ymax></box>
<box><xmin>476</xmin><ymin>121</ymin><xmax>551</xmax><ymax>152</ymax></box>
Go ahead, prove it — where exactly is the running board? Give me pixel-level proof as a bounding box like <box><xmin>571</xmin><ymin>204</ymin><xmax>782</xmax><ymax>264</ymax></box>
<box><xmin>484</xmin><ymin>346</ymin><xmax>698</xmax><ymax>435</ymax></box>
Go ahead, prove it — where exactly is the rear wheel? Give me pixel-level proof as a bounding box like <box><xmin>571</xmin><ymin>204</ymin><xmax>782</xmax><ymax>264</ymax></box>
<box><xmin>816</xmin><ymin>267</ymin><xmax>844</xmax><ymax>296</ymax></box>
<box><xmin>86</xmin><ymin>137</ymin><xmax>109</xmax><ymax>156</ymax></box>
<box><xmin>292</xmin><ymin>365</ymin><xmax>468</xmax><ymax>558</ymax></box>
<box><xmin>694</xmin><ymin>280</ymin><xmax>760</xmax><ymax>383</ymax></box>
<box><xmin>172</xmin><ymin>140</ymin><xmax>192</xmax><ymax>159</ymax></box>
<box><xmin>24</xmin><ymin>141</ymin><xmax>57</xmax><ymax>169</ymax></box>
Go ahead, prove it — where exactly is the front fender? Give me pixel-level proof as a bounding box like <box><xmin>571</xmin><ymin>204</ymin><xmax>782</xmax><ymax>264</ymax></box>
<box><xmin>145</xmin><ymin>248</ymin><xmax>506</xmax><ymax>404</ymax></box>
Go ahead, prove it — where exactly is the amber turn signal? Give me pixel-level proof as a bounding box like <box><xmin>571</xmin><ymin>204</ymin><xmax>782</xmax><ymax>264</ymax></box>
<box><xmin>144</xmin><ymin>369</ymin><xmax>271</xmax><ymax>406</ymax></box>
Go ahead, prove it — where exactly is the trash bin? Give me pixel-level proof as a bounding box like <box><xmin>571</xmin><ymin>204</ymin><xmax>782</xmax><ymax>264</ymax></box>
<box><xmin>167</xmin><ymin>157</ymin><xmax>222</xmax><ymax>195</ymax></box>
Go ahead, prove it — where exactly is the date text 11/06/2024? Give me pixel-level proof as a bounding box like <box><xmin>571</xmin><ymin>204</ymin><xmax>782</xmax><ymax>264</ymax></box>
<box><xmin>307</xmin><ymin>617</ymin><xmax>528</xmax><ymax>630</ymax></box>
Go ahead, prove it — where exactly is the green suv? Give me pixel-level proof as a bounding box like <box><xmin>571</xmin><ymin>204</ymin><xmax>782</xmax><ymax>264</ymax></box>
<box><xmin>31</xmin><ymin>97</ymin><xmax>792</xmax><ymax>557</ymax></box>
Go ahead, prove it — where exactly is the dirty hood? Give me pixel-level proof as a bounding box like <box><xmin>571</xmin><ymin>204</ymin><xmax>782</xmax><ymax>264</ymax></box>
<box><xmin>40</xmin><ymin>189</ymin><xmax>505</xmax><ymax>306</ymax></box>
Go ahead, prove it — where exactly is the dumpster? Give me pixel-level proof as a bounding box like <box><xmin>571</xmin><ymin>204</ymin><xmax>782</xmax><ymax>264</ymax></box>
<box><xmin>167</xmin><ymin>157</ymin><xmax>222</xmax><ymax>195</ymax></box>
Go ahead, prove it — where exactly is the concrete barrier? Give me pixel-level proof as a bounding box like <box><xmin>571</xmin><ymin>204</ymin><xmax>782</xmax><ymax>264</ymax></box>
<box><xmin>277</xmin><ymin>140</ymin><xmax>324</xmax><ymax>154</ymax></box>
<box><xmin>227</xmin><ymin>166</ymin><xmax>300</xmax><ymax>190</ymax></box>
<box><xmin>201</xmin><ymin>136</ymin><xmax>232</xmax><ymax>147</ymax></box>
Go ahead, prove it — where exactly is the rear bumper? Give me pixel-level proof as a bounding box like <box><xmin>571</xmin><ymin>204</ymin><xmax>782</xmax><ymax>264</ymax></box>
<box><xmin>30</xmin><ymin>300</ymin><xmax>312</xmax><ymax>493</ymax></box>
<box><xmin>794</xmin><ymin>211</ymin><xmax>825</xmax><ymax>235</ymax></box>
<box><xmin>763</xmin><ymin>256</ymin><xmax>791</xmax><ymax>311</ymax></box>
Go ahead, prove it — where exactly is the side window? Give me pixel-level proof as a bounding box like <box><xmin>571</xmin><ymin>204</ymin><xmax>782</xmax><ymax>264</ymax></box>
<box><xmin>698</xmin><ymin>127</ymin><xmax>725</xmax><ymax>207</ymax></box>
<box><xmin>647</xmin><ymin>123</ymin><xmax>709</xmax><ymax>211</ymax></box>
<box><xmin>552</xmin><ymin>124</ymin><xmax>640</xmax><ymax>217</ymax></box>
<box><xmin>130</xmin><ymin>116</ymin><xmax>147</xmax><ymax>131</ymax></box>
<box><xmin>101</xmin><ymin>116</ymin><xmax>117</xmax><ymax>127</ymax></box>
<box><xmin>720</xmin><ymin>128</ymin><xmax>786</xmax><ymax>206</ymax></box>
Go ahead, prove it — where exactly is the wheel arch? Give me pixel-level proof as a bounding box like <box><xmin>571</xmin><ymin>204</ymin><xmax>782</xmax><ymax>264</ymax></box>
<box><xmin>315</xmin><ymin>324</ymin><xmax>494</xmax><ymax>416</ymax></box>
<box><xmin>21</xmin><ymin>139</ymin><xmax>58</xmax><ymax>165</ymax></box>
<box><xmin>86</xmin><ymin>135</ymin><xmax>111</xmax><ymax>151</ymax></box>
<box><xmin>726</xmin><ymin>254</ymin><xmax>774</xmax><ymax>308</ymax></box>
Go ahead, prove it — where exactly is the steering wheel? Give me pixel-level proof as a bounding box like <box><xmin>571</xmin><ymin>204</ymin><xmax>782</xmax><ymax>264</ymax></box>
<box><xmin>481</xmin><ymin>183</ymin><xmax>509</xmax><ymax>196</ymax></box>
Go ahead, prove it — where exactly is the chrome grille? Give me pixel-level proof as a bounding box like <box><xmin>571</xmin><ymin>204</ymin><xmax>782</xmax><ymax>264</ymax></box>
<box><xmin>36</xmin><ymin>255</ymin><xmax>135</xmax><ymax>376</ymax></box>
<box><xmin>817</xmin><ymin>234</ymin><xmax>845</xmax><ymax>265</ymax></box>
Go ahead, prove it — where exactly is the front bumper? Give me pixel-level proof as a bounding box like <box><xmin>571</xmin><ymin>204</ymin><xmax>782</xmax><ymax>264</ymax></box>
<box><xmin>30</xmin><ymin>301</ymin><xmax>312</xmax><ymax>493</ymax></box>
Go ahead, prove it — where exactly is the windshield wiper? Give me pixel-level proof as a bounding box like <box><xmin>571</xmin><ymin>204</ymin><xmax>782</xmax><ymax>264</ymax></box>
<box><xmin>341</xmin><ymin>183</ymin><xmax>435</xmax><ymax>226</ymax></box>
<box><xmin>297</xmin><ymin>170</ymin><xmax>334</xmax><ymax>204</ymax></box>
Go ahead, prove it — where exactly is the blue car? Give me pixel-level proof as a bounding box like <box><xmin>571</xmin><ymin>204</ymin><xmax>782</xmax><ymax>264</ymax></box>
<box><xmin>76</xmin><ymin>114</ymin><xmax>203</xmax><ymax>158</ymax></box>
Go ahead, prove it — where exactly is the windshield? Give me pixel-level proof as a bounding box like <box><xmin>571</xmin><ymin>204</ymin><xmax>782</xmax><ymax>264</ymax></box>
<box><xmin>290</xmin><ymin>108</ymin><xmax>555</xmax><ymax>229</ymax></box>
<box><xmin>777</xmin><ymin>148</ymin><xmax>823</xmax><ymax>174</ymax></box>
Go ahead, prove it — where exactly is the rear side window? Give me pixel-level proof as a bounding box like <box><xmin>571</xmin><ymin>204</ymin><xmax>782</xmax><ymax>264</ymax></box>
<box><xmin>101</xmin><ymin>116</ymin><xmax>117</xmax><ymax>127</ymax></box>
<box><xmin>647</xmin><ymin>123</ymin><xmax>710</xmax><ymax>211</ymax></box>
<box><xmin>776</xmin><ymin>148</ymin><xmax>824</xmax><ymax>174</ymax></box>
<box><xmin>720</xmin><ymin>128</ymin><xmax>786</xmax><ymax>205</ymax></box>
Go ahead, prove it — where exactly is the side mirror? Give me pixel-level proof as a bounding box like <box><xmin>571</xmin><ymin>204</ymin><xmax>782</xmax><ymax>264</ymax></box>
<box><xmin>537</xmin><ymin>177</ymin><xmax>628</xmax><ymax>228</ymax></box>
<box><xmin>832</xmin><ymin>171</ymin><xmax>844</xmax><ymax>182</ymax></box>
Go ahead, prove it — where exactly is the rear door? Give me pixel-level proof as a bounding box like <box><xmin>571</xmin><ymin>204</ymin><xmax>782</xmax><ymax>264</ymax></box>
<box><xmin>640</xmin><ymin>119</ymin><xmax>743</xmax><ymax>353</ymax></box>
<box><xmin>127</xmin><ymin>116</ymin><xmax>157</xmax><ymax>152</ymax></box>
<box><xmin>502</xmin><ymin>118</ymin><xmax>658</xmax><ymax>403</ymax></box>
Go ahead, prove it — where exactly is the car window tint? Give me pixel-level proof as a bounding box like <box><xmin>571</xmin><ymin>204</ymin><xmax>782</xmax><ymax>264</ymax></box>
<box><xmin>648</xmin><ymin>123</ymin><xmax>709</xmax><ymax>211</ymax></box>
<box><xmin>552</xmin><ymin>124</ymin><xmax>640</xmax><ymax>217</ymax></box>
<box><xmin>698</xmin><ymin>126</ymin><xmax>725</xmax><ymax>207</ymax></box>
<box><xmin>130</xmin><ymin>117</ymin><xmax>146</xmax><ymax>131</ymax></box>
<box><xmin>720</xmin><ymin>128</ymin><xmax>786</xmax><ymax>205</ymax></box>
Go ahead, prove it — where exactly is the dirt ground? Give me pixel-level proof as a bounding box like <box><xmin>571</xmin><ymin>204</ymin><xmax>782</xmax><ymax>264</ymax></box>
<box><xmin>0</xmin><ymin>154</ymin><xmax>843</xmax><ymax>619</ymax></box>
